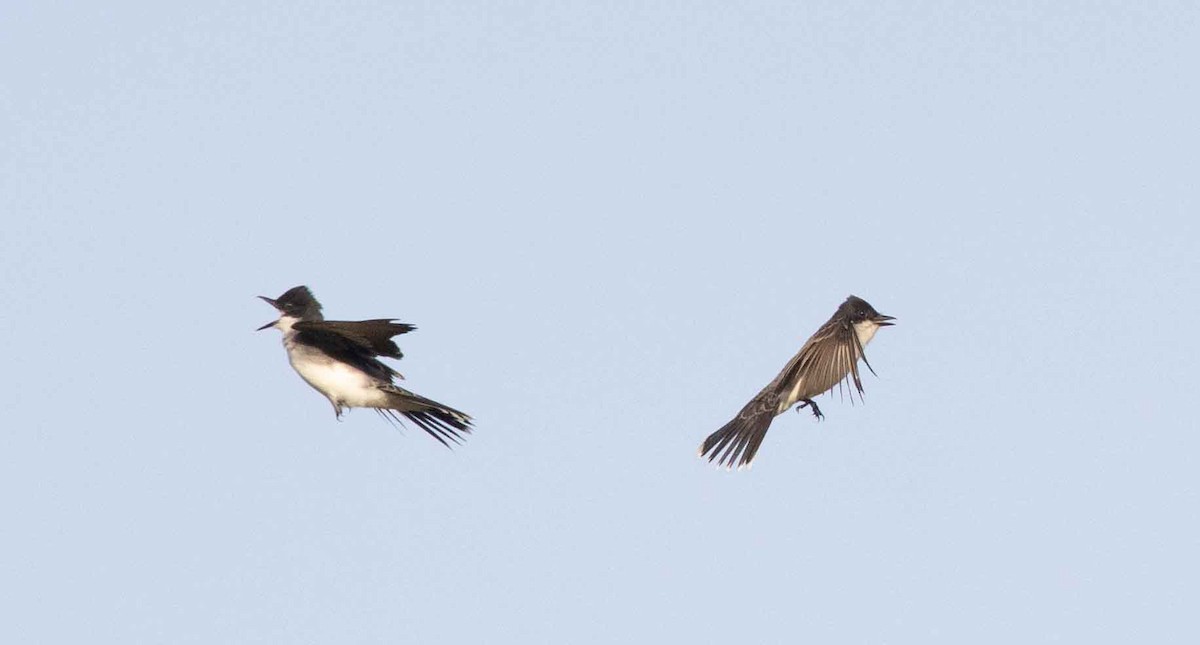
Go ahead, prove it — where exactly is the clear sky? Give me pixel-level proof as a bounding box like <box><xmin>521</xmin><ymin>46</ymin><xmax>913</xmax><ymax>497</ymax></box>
<box><xmin>3</xmin><ymin>2</ymin><xmax>1197</xmax><ymax>643</ymax></box>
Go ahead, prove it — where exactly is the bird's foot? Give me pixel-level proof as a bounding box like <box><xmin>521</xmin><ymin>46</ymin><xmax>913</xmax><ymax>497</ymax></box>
<box><xmin>795</xmin><ymin>399</ymin><xmax>824</xmax><ymax>420</ymax></box>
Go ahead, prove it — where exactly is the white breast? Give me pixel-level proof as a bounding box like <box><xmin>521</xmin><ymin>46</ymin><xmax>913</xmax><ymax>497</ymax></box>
<box><xmin>853</xmin><ymin>320</ymin><xmax>881</xmax><ymax>348</ymax></box>
<box><xmin>286</xmin><ymin>342</ymin><xmax>389</xmax><ymax>408</ymax></box>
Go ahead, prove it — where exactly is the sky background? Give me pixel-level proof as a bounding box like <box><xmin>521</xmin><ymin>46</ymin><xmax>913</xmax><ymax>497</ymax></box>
<box><xmin>2</xmin><ymin>1</ymin><xmax>1198</xmax><ymax>643</ymax></box>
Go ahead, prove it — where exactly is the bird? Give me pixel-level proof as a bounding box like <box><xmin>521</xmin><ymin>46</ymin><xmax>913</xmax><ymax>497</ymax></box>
<box><xmin>257</xmin><ymin>285</ymin><xmax>472</xmax><ymax>446</ymax></box>
<box><xmin>699</xmin><ymin>295</ymin><xmax>895</xmax><ymax>469</ymax></box>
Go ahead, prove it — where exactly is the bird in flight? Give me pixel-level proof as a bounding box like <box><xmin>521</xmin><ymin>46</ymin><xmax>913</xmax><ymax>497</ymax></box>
<box><xmin>699</xmin><ymin>295</ymin><xmax>894</xmax><ymax>469</ymax></box>
<box><xmin>257</xmin><ymin>286</ymin><xmax>472</xmax><ymax>446</ymax></box>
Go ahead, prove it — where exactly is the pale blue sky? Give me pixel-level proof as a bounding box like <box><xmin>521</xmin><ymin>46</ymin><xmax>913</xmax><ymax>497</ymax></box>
<box><xmin>2</xmin><ymin>2</ymin><xmax>1198</xmax><ymax>643</ymax></box>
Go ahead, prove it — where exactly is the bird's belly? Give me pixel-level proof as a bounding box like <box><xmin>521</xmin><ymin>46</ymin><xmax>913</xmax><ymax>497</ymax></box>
<box><xmin>778</xmin><ymin>378</ymin><xmax>824</xmax><ymax>414</ymax></box>
<box><xmin>779</xmin><ymin>380</ymin><xmax>806</xmax><ymax>413</ymax></box>
<box><xmin>292</xmin><ymin>358</ymin><xmax>388</xmax><ymax>408</ymax></box>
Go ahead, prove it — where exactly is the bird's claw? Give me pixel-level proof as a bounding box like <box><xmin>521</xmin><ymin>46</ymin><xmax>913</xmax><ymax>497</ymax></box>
<box><xmin>795</xmin><ymin>399</ymin><xmax>824</xmax><ymax>420</ymax></box>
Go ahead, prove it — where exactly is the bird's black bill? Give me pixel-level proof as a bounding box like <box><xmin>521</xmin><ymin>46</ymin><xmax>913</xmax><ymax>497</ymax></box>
<box><xmin>256</xmin><ymin>295</ymin><xmax>281</xmax><ymax>330</ymax></box>
<box><xmin>874</xmin><ymin>314</ymin><xmax>896</xmax><ymax>327</ymax></box>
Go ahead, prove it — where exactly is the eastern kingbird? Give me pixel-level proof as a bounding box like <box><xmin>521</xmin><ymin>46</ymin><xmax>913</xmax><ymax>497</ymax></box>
<box><xmin>699</xmin><ymin>295</ymin><xmax>894</xmax><ymax>469</ymax></box>
<box><xmin>257</xmin><ymin>286</ymin><xmax>472</xmax><ymax>446</ymax></box>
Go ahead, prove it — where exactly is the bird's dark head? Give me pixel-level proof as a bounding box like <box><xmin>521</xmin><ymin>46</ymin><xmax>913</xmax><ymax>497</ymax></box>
<box><xmin>843</xmin><ymin>295</ymin><xmax>895</xmax><ymax>327</ymax></box>
<box><xmin>257</xmin><ymin>285</ymin><xmax>324</xmax><ymax>330</ymax></box>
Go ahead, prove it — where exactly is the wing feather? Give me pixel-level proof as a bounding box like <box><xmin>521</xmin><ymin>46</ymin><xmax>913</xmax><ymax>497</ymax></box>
<box><xmin>768</xmin><ymin>316</ymin><xmax>867</xmax><ymax>404</ymax></box>
<box><xmin>292</xmin><ymin>324</ymin><xmax>409</xmax><ymax>383</ymax></box>
<box><xmin>293</xmin><ymin>319</ymin><xmax>414</xmax><ymax>359</ymax></box>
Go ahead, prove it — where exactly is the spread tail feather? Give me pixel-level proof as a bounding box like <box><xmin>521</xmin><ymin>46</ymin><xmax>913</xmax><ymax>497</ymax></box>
<box><xmin>376</xmin><ymin>387</ymin><xmax>473</xmax><ymax>448</ymax></box>
<box><xmin>698</xmin><ymin>405</ymin><xmax>775</xmax><ymax>470</ymax></box>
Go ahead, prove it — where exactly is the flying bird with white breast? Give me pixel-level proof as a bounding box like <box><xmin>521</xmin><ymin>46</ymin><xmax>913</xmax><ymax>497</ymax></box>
<box><xmin>699</xmin><ymin>295</ymin><xmax>894</xmax><ymax>469</ymax></box>
<box><xmin>257</xmin><ymin>286</ymin><xmax>472</xmax><ymax>446</ymax></box>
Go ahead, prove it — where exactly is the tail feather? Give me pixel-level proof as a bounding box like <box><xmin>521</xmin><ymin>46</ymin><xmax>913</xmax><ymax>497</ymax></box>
<box><xmin>376</xmin><ymin>386</ymin><xmax>473</xmax><ymax>447</ymax></box>
<box><xmin>699</xmin><ymin>406</ymin><xmax>775</xmax><ymax>470</ymax></box>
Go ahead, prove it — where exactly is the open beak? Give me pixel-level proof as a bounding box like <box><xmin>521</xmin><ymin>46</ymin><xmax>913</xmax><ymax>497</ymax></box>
<box><xmin>874</xmin><ymin>314</ymin><xmax>896</xmax><ymax>327</ymax></box>
<box><xmin>257</xmin><ymin>295</ymin><xmax>280</xmax><ymax>331</ymax></box>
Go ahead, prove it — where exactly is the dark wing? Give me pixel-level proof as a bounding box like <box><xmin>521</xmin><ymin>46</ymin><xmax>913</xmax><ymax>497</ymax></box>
<box><xmin>292</xmin><ymin>321</ymin><xmax>412</xmax><ymax>382</ymax></box>
<box><xmin>768</xmin><ymin>315</ymin><xmax>866</xmax><ymax>403</ymax></box>
<box><xmin>293</xmin><ymin>319</ymin><xmax>415</xmax><ymax>359</ymax></box>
